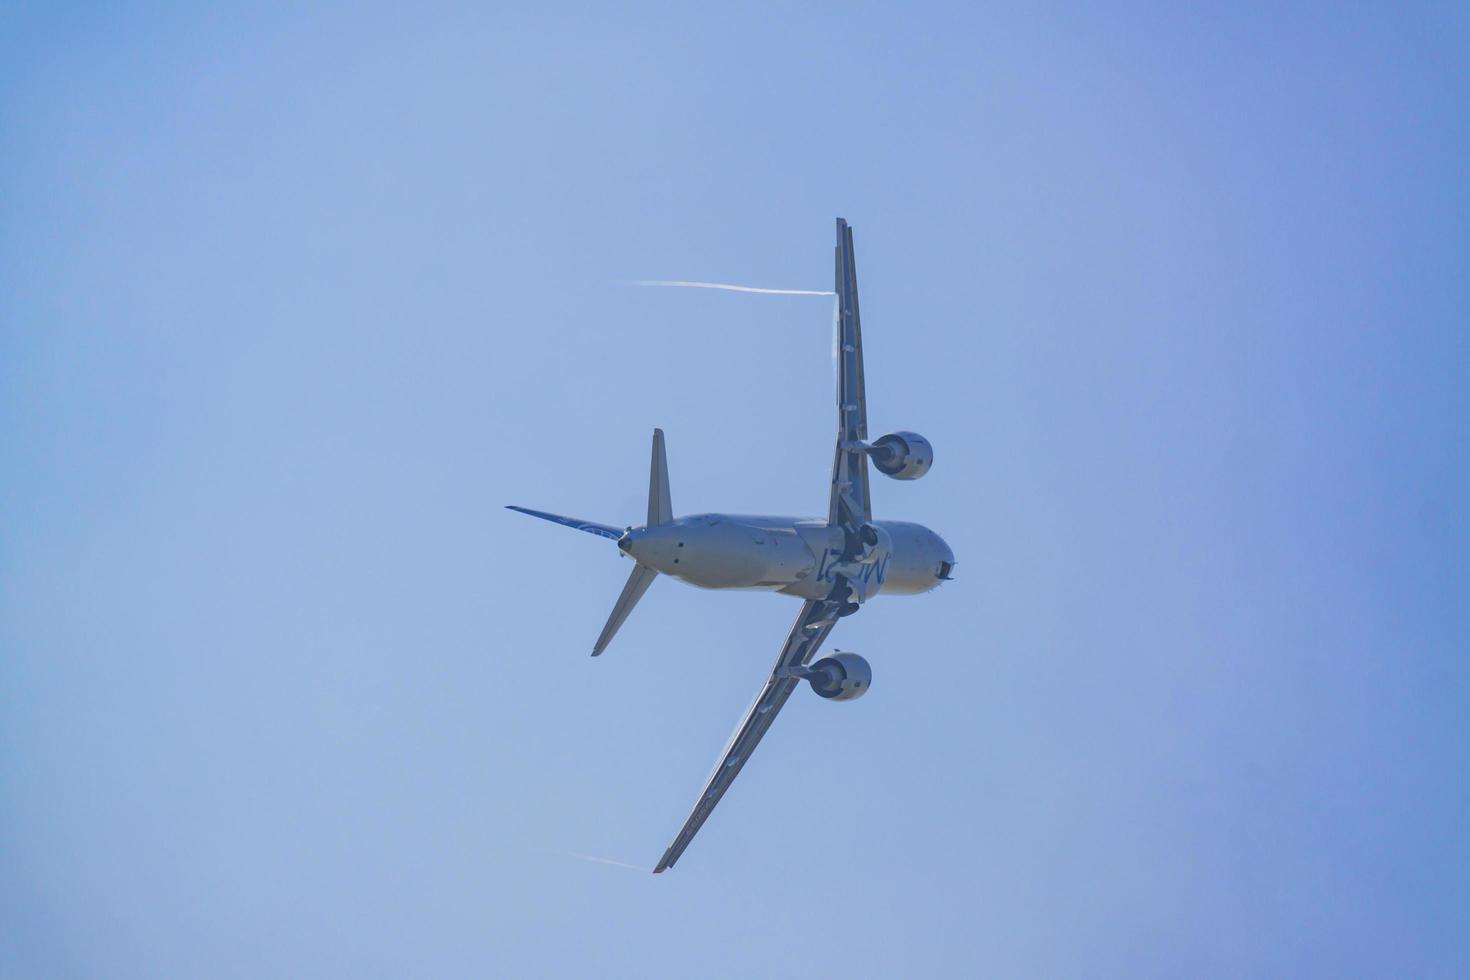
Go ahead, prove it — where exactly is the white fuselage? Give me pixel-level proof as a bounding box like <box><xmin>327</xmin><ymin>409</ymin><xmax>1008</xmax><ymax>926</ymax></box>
<box><xmin>618</xmin><ymin>514</ymin><xmax>954</xmax><ymax>601</ymax></box>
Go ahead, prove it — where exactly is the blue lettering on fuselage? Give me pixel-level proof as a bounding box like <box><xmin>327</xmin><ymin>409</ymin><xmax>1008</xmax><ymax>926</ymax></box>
<box><xmin>815</xmin><ymin>548</ymin><xmax>891</xmax><ymax>587</ymax></box>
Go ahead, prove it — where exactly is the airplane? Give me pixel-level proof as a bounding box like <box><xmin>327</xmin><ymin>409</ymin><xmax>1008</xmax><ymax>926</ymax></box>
<box><xmin>508</xmin><ymin>218</ymin><xmax>955</xmax><ymax>872</ymax></box>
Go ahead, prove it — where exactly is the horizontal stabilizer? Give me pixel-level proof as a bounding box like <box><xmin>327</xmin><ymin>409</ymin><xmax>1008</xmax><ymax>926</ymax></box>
<box><xmin>593</xmin><ymin>564</ymin><xmax>657</xmax><ymax>657</ymax></box>
<box><xmin>506</xmin><ymin>506</ymin><xmax>622</xmax><ymax>541</ymax></box>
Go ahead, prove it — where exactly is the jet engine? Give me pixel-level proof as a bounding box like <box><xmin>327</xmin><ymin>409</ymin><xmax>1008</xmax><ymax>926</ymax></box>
<box><xmin>805</xmin><ymin>652</ymin><xmax>872</xmax><ymax>701</ymax></box>
<box><xmin>871</xmin><ymin>431</ymin><xmax>933</xmax><ymax>480</ymax></box>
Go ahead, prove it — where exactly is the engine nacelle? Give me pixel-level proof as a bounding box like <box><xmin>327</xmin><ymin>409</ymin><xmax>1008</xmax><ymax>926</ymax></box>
<box><xmin>806</xmin><ymin>651</ymin><xmax>872</xmax><ymax>701</ymax></box>
<box><xmin>871</xmin><ymin>431</ymin><xmax>933</xmax><ymax>480</ymax></box>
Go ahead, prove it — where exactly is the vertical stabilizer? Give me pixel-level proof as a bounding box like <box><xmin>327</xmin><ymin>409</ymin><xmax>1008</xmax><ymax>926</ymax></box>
<box><xmin>649</xmin><ymin>429</ymin><xmax>673</xmax><ymax>526</ymax></box>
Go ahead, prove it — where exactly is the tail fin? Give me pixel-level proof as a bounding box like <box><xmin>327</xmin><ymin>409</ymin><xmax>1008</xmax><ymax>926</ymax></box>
<box><xmin>649</xmin><ymin>428</ymin><xmax>673</xmax><ymax>525</ymax></box>
<box><xmin>514</xmin><ymin>429</ymin><xmax>673</xmax><ymax>658</ymax></box>
<box><xmin>592</xmin><ymin>429</ymin><xmax>672</xmax><ymax>656</ymax></box>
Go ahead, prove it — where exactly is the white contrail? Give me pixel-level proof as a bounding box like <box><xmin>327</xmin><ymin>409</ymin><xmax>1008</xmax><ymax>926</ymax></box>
<box><xmin>630</xmin><ymin>279</ymin><xmax>834</xmax><ymax>296</ymax></box>
<box><xmin>551</xmin><ymin>848</ymin><xmax>646</xmax><ymax>873</ymax></box>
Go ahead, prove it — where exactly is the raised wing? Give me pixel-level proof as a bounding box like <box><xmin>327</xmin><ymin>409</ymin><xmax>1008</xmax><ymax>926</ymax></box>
<box><xmin>653</xmin><ymin>598</ymin><xmax>841</xmax><ymax>872</ymax></box>
<box><xmin>829</xmin><ymin>218</ymin><xmax>871</xmax><ymax>530</ymax></box>
<box><xmin>653</xmin><ymin>220</ymin><xmax>874</xmax><ymax>871</ymax></box>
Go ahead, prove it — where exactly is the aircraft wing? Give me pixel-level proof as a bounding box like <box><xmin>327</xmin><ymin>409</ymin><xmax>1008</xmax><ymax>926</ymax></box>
<box><xmin>653</xmin><ymin>598</ymin><xmax>840</xmax><ymax>872</ymax></box>
<box><xmin>829</xmin><ymin>218</ymin><xmax>872</xmax><ymax>529</ymax></box>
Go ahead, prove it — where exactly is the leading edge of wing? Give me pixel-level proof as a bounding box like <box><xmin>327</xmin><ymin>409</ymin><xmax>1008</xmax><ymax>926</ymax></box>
<box><xmin>828</xmin><ymin>218</ymin><xmax>871</xmax><ymax>528</ymax></box>
<box><xmin>653</xmin><ymin>599</ymin><xmax>841</xmax><ymax>873</ymax></box>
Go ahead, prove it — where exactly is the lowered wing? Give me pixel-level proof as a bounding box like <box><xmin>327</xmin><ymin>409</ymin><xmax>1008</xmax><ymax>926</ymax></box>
<box><xmin>653</xmin><ymin>598</ymin><xmax>841</xmax><ymax>873</ymax></box>
<box><xmin>829</xmin><ymin>218</ymin><xmax>871</xmax><ymax>530</ymax></box>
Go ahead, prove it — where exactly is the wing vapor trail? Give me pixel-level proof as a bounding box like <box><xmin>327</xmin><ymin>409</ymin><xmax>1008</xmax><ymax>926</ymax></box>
<box><xmin>629</xmin><ymin>279</ymin><xmax>834</xmax><ymax>296</ymax></box>
<box><xmin>551</xmin><ymin>849</ymin><xmax>647</xmax><ymax>873</ymax></box>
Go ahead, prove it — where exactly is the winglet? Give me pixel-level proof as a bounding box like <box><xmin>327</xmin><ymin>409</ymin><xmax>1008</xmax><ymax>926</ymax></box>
<box><xmin>649</xmin><ymin>429</ymin><xmax>673</xmax><ymax>526</ymax></box>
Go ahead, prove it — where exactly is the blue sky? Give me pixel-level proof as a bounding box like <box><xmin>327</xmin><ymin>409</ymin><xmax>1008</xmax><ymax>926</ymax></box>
<box><xmin>2</xmin><ymin>3</ymin><xmax>1467</xmax><ymax>977</ymax></box>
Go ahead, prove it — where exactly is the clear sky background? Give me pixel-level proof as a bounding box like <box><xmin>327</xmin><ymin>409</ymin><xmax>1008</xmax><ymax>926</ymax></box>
<box><xmin>3</xmin><ymin>3</ymin><xmax>1467</xmax><ymax>977</ymax></box>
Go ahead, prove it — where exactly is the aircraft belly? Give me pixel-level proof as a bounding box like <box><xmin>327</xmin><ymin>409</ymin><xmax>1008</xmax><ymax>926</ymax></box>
<box><xmin>674</xmin><ymin>521</ymin><xmax>816</xmax><ymax>590</ymax></box>
<box><xmin>662</xmin><ymin>515</ymin><xmax>949</xmax><ymax>597</ymax></box>
<box><xmin>783</xmin><ymin>519</ymin><xmax>948</xmax><ymax>598</ymax></box>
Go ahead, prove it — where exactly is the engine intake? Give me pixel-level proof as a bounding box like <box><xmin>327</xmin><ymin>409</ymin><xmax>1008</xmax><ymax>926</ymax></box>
<box><xmin>806</xmin><ymin>651</ymin><xmax>872</xmax><ymax>701</ymax></box>
<box><xmin>871</xmin><ymin>431</ymin><xmax>933</xmax><ymax>480</ymax></box>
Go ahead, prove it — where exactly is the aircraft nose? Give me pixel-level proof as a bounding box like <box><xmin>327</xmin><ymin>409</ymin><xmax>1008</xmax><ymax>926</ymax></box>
<box><xmin>934</xmin><ymin>536</ymin><xmax>956</xmax><ymax>582</ymax></box>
